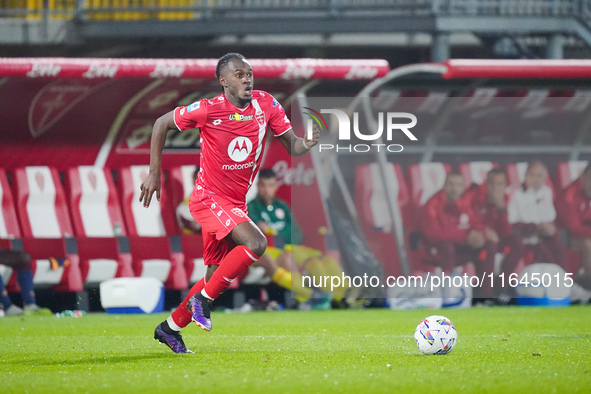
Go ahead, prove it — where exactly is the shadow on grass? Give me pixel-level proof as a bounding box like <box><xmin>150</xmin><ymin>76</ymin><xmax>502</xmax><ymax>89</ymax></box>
<box><xmin>4</xmin><ymin>352</ymin><xmax>186</xmax><ymax>367</ymax></box>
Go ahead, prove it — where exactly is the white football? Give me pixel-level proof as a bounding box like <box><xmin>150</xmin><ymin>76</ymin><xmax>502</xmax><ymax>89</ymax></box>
<box><xmin>414</xmin><ymin>315</ymin><xmax>457</xmax><ymax>355</ymax></box>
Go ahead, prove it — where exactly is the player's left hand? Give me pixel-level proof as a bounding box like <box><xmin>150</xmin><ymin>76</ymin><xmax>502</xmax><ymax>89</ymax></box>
<box><xmin>304</xmin><ymin>123</ymin><xmax>320</xmax><ymax>149</ymax></box>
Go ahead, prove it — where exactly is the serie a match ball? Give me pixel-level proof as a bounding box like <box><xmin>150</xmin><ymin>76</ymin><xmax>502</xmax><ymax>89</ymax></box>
<box><xmin>414</xmin><ymin>315</ymin><xmax>457</xmax><ymax>355</ymax></box>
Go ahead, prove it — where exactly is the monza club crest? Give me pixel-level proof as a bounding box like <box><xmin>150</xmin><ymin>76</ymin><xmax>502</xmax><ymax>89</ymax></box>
<box><xmin>28</xmin><ymin>79</ymin><xmax>103</xmax><ymax>138</ymax></box>
<box><xmin>255</xmin><ymin>112</ymin><xmax>265</xmax><ymax>127</ymax></box>
<box><xmin>231</xmin><ymin>208</ymin><xmax>246</xmax><ymax>218</ymax></box>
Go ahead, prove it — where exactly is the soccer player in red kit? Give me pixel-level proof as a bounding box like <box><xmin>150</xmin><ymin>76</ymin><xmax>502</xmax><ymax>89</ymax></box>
<box><xmin>558</xmin><ymin>164</ymin><xmax>591</xmax><ymax>290</ymax></box>
<box><xmin>140</xmin><ymin>53</ymin><xmax>320</xmax><ymax>353</ymax></box>
<box><xmin>420</xmin><ymin>171</ymin><xmax>496</xmax><ymax>299</ymax></box>
<box><xmin>463</xmin><ymin>168</ymin><xmax>524</xmax><ymax>301</ymax></box>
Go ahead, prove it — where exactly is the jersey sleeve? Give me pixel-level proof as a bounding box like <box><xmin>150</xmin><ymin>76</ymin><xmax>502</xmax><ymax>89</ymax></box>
<box><xmin>267</xmin><ymin>94</ymin><xmax>292</xmax><ymax>137</ymax></box>
<box><xmin>173</xmin><ymin>99</ymin><xmax>208</xmax><ymax>131</ymax></box>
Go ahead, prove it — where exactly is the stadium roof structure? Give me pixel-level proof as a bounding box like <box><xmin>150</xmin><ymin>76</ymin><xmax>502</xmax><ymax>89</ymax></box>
<box><xmin>0</xmin><ymin>57</ymin><xmax>390</xmax><ymax>80</ymax></box>
<box><xmin>357</xmin><ymin>59</ymin><xmax>591</xmax><ymax>96</ymax></box>
<box><xmin>441</xmin><ymin>59</ymin><xmax>591</xmax><ymax>79</ymax></box>
<box><xmin>4</xmin><ymin>57</ymin><xmax>591</xmax><ymax>80</ymax></box>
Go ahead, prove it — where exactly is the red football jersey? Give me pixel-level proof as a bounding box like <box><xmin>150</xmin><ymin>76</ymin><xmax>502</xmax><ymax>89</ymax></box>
<box><xmin>174</xmin><ymin>91</ymin><xmax>291</xmax><ymax>207</ymax></box>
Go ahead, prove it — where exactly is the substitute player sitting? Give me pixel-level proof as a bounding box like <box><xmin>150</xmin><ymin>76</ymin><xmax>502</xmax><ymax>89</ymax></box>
<box><xmin>248</xmin><ymin>169</ymin><xmax>348</xmax><ymax>309</ymax></box>
<box><xmin>558</xmin><ymin>163</ymin><xmax>591</xmax><ymax>291</ymax></box>
<box><xmin>463</xmin><ymin>168</ymin><xmax>524</xmax><ymax>302</ymax></box>
<box><xmin>140</xmin><ymin>53</ymin><xmax>319</xmax><ymax>353</ymax></box>
<box><xmin>507</xmin><ymin>161</ymin><xmax>565</xmax><ymax>267</ymax></box>
<box><xmin>421</xmin><ymin>171</ymin><xmax>496</xmax><ymax>299</ymax></box>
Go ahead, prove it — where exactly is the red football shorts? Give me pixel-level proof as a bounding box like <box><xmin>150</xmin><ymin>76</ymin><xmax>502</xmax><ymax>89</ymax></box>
<box><xmin>189</xmin><ymin>186</ymin><xmax>250</xmax><ymax>266</ymax></box>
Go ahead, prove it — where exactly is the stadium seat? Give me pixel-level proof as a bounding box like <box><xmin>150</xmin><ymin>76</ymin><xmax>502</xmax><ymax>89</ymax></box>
<box><xmin>169</xmin><ymin>164</ymin><xmax>198</xmax><ymax>213</ymax></box>
<box><xmin>13</xmin><ymin>166</ymin><xmax>83</xmax><ymax>292</ymax></box>
<box><xmin>355</xmin><ymin>162</ymin><xmax>414</xmax><ymax>277</ymax></box>
<box><xmin>0</xmin><ymin>169</ymin><xmax>22</xmax><ymax>286</ymax></box>
<box><xmin>0</xmin><ymin>169</ymin><xmax>21</xmax><ymax>240</ymax></box>
<box><xmin>407</xmin><ymin>162</ymin><xmax>452</xmax><ymax>207</ymax></box>
<box><xmin>118</xmin><ymin>165</ymin><xmax>187</xmax><ymax>290</ymax></box>
<box><xmin>555</xmin><ymin>161</ymin><xmax>588</xmax><ymax>190</ymax></box>
<box><xmin>169</xmin><ymin>165</ymin><xmax>206</xmax><ymax>284</ymax></box>
<box><xmin>66</xmin><ymin>166</ymin><xmax>134</xmax><ymax>284</ymax></box>
<box><xmin>458</xmin><ymin>161</ymin><xmax>498</xmax><ymax>190</ymax></box>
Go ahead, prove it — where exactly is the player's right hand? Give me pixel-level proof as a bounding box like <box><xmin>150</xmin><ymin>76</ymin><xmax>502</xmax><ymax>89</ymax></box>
<box><xmin>484</xmin><ymin>226</ymin><xmax>499</xmax><ymax>244</ymax></box>
<box><xmin>139</xmin><ymin>172</ymin><xmax>161</xmax><ymax>208</ymax></box>
<box><xmin>467</xmin><ymin>229</ymin><xmax>485</xmax><ymax>249</ymax></box>
<box><xmin>538</xmin><ymin>222</ymin><xmax>556</xmax><ymax>237</ymax></box>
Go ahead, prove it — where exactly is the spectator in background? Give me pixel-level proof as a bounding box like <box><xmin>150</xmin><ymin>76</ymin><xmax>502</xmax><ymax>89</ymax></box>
<box><xmin>248</xmin><ymin>169</ymin><xmax>348</xmax><ymax>309</ymax></box>
<box><xmin>558</xmin><ymin>163</ymin><xmax>591</xmax><ymax>291</ymax></box>
<box><xmin>0</xmin><ymin>249</ymin><xmax>48</xmax><ymax>316</ymax></box>
<box><xmin>176</xmin><ymin>167</ymin><xmax>202</xmax><ymax>235</ymax></box>
<box><xmin>464</xmin><ymin>168</ymin><xmax>524</xmax><ymax>301</ymax></box>
<box><xmin>421</xmin><ymin>171</ymin><xmax>496</xmax><ymax>299</ymax></box>
<box><xmin>507</xmin><ymin>161</ymin><xmax>565</xmax><ymax>267</ymax></box>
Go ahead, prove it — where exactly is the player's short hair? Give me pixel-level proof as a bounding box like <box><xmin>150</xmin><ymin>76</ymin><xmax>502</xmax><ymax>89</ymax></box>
<box><xmin>487</xmin><ymin>168</ymin><xmax>506</xmax><ymax>178</ymax></box>
<box><xmin>526</xmin><ymin>160</ymin><xmax>547</xmax><ymax>173</ymax></box>
<box><xmin>259</xmin><ymin>168</ymin><xmax>277</xmax><ymax>180</ymax></box>
<box><xmin>216</xmin><ymin>52</ymin><xmax>247</xmax><ymax>80</ymax></box>
<box><xmin>445</xmin><ymin>170</ymin><xmax>463</xmax><ymax>182</ymax></box>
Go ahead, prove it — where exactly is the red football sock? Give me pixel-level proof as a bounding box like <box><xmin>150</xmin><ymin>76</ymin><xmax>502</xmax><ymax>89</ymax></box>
<box><xmin>202</xmin><ymin>245</ymin><xmax>259</xmax><ymax>299</ymax></box>
<box><xmin>171</xmin><ymin>276</ymin><xmax>207</xmax><ymax>328</ymax></box>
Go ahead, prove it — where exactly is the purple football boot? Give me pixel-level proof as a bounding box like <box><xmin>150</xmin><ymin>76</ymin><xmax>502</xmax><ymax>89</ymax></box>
<box><xmin>189</xmin><ymin>293</ymin><xmax>213</xmax><ymax>331</ymax></box>
<box><xmin>154</xmin><ymin>323</ymin><xmax>193</xmax><ymax>354</ymax></box>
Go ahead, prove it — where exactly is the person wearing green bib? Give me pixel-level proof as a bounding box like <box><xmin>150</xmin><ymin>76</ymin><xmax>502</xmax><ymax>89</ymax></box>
<box><xmin>248</xmin><ymin>169</ymin><xmax>348</xmax><ymax>308</ymax></box>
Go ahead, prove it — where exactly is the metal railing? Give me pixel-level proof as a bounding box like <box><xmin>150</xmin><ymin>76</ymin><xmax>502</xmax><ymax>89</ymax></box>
<box><xmin>433</xmin><ymin>0</ymin><xmax>578</xmax><ymax>16</ymax></box>
<box><xmin>0</xmin><ymin>0</ymin><xmax>587</xmax><ymax>23</ymax></box>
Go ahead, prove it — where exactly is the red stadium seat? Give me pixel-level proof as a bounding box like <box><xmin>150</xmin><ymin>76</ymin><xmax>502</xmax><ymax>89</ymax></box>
<box><xmin>555</xmin><ymin>161</ymin><xmax>588</xmax><ymax>190</ymax></box>
<box><xmin>0</xmin><ymin>169</ymin><xmax>21</xmax><ymax>286</ymax></box>
<box><xmin>169</xmin><ymin>165</ymin><xmax>207</xmax><ymax>284</ymax></box>
<box><xmin>355</xmin><ymin>163</ymin><xmax>409</xmax><ymax>277</ymax></box>
<box><xmin>169</xmin><ymin>165</ymin><xmax>198</xmax><ymax>215</ymax></box>
<box><xmin>13</xmin><ymin>166</ymin><xmax>83</xmax><ymax>292</ymax></box>
<box><xmin>458</xmin><ymin>161</ymin><xmax>498</xmax><ymax>190</ymax></box>
<box><xmin>118</xmin><ymin>165</ymin><xmax>187</xmax><ymax>290</ymax></box>
<box><xmin>66</xmin><ymin>166</ymin><xmax>134</xmax><ymax>284</ymax></box>
<box><xmin>0</xmin><ymin>169</ymin><xmax>21</xmax><ymax>240</ymax></box>
<box><xmin>407</xmin><ymin>162</ymin><xmax>452</xmax><ymax>208</ymax></box>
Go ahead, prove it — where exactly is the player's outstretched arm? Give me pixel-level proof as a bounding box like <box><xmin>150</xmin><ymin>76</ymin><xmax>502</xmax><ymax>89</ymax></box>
<box><xmin>278</xmin><ymin>124</ymin><xmax>320</xmax><ymax>157</ymax></box>
<box><xmin>139</xmin><ymin>110</ymin><xmax>176</xmax><ymax>207</ymax></box>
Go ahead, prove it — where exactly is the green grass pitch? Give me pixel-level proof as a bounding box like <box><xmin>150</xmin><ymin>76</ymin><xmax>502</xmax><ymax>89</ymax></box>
<box><xmin>2</xmin><ymin>306</ymin><xmax>590</xmax><ymax>393</ymax></box>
